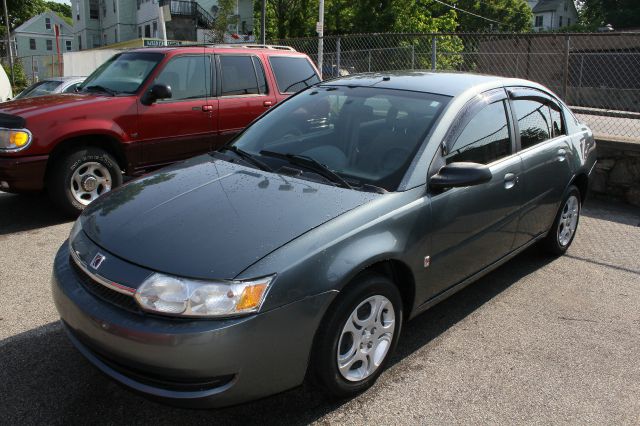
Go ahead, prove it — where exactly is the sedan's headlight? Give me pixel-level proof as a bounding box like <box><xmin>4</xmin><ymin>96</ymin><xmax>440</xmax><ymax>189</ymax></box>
<box><xmin>135</xmin><ymin>273</ymin><xmax>274</xmax><ymax>317</ymax></box>
<box><xmin>0</xmin><ymin>128</ymin><xmax>32</xmax><ymax>152</ymax></box>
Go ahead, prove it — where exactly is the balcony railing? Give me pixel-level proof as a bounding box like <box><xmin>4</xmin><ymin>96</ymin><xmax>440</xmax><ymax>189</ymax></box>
<box><xmin>158</xmin><ymin>0</ymin><xmax>215</xmax><ymax>29</ymax></box>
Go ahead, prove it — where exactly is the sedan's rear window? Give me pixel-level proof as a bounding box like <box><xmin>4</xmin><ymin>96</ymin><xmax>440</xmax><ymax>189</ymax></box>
<box><xmin>269</xmin><ymin>56</ymin><xmax>320</xmax><ymax>93</ymax></box>
<box><xmin>15</xmin><ymin>80</ymin><xmax>62</xmax><ymax>99</ymax></box>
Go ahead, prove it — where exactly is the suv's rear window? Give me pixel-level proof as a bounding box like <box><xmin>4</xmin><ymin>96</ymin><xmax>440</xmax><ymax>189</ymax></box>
<box><xmin>269</xmin><ymin>56</ymin><xmax>320</xmax><ymax>93</ymax></box>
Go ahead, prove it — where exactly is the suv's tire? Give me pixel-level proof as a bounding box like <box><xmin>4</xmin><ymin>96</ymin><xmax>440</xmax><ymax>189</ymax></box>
<box><xmin>542</xmin><ymin>185</ymin><xmax>581</xmax><ymax>256</ymax></box>
<box><xmin>48</xmin><ymin>147</ymin><xmax>122</xmax><ymax>216</ymax></box>
<box><xmin>311</xmin><ymin>272</ymin><xmax>403</xmax><ymax>398</ymax></box>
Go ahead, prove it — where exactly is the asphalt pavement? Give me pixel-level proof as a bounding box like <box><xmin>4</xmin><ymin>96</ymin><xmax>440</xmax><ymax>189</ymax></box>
<box><xmin>0</xmin><ymin>192</ymin><xmax>639</xmax><ymax>425</ymax></box>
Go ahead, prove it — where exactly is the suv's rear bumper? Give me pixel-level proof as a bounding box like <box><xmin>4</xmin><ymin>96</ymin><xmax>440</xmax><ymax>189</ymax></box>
<box><xmin>0</xmin><ymin>155</ymin><xmax>48</xmax><ymax>192</ymax></box>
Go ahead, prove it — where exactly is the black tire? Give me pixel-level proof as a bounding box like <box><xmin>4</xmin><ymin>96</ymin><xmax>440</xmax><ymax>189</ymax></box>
<box><xmin>48</xmin><ymin>147</ymin><xmax>122</xmax><ymax>217</ymax></box>
<box><xmin>542</xmin><ymin>185</ymin><xmax>581</xmax><ymax>256</ymax></box>
<box><xmin>311</xmin><ymin>272</ymin><xmax>403</xmax><ymax>398</ymax></box>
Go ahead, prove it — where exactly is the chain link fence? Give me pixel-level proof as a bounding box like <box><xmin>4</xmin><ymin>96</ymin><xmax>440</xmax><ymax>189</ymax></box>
<box><xmin>1</xmin><ymin>55</ymin><xmax>65</xmax><ymax>87</ymax></box>
<box><xmin>272</xmin><ymin>32</ymin><xmax>640</xmax><ymax>143</ymax></box>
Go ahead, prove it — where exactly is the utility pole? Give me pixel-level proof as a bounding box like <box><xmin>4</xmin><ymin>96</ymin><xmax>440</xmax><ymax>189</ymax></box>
<box><xmin>261</xmin><ymin>0</ymin><xmax>266</xmax><ymax>45</ymax></box>
<box><xmin>2</xmin><ymin>0</ymin><xmax>14</xmax><ymax>87</ymax></box>
<box><xmin>317</xmin><ymin>0</ymin><xmax>324</xmax><ymax>76</ymax></box>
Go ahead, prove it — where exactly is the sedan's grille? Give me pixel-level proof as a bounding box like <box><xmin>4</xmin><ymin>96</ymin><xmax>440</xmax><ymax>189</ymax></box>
<box><xmin>70</xmin><ymin>258</ymin><xmax>141</xmax><ymax>314</ymax></box>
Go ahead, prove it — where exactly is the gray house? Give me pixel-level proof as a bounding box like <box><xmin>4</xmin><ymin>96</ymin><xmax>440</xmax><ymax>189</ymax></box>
<box><xmin>72</xmin><ymin>0</ymin><xmax>254</xmax><ymax>49</ymax></box>
<box><xmin>11</xmin><ymin>11</ymin><xmax>76</xmax><ymax>81</ymax></box>
<box><xmin>528</xmin><ymin>0</ymin><xmax>579</xmax><ymax>31</ymax></box>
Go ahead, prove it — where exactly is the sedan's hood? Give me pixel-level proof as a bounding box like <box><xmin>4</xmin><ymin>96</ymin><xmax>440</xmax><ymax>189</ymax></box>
<box><xmin>82</xmin><ymin>155</ymin><xmax>379</xmax><ymax>280</ymax></box>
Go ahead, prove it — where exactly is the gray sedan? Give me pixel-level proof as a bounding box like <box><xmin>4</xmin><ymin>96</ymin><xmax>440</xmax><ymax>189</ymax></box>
<box><xmin>14</xmin><ymin>76</ymin><xmax>85</xmax><ymax>99</ymax></box>
<box><xmin>52</xmin><ymin>72</ymin><xmax>597</xmax><ymax>407</ymax></box>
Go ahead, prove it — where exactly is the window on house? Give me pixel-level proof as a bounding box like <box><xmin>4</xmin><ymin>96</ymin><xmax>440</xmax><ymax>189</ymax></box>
<box><xmin>115</xmin><ymin>28</ymin><xmax>118</xmax><ymax>42</ymax></box>
<box><xmin>568</xmin><ymin>18</ymin><xmax>571</xmax><ymax>26</ymax></box>
<box><xmin>45</xmin><ymin>17</ymin><xmax>51</xmax><ymax>30</ymax></box>
<box><xmin>138</xmin><ymin>26</ymin><xmax>142</xmax><ymax>38</ymax></box>
<box><xmin>90</xmin><ymin>0</ymin><xmax>99</xmax><ymax>19</ymax></box>
<box><xmin>78</xmin><ymin>35</ymin><xmax>82</xmax><ymax>50</ymax></box>
<box><xmin>76</xmin><ymin>1</ymin><xmax>80</xmax><ymax>20</ymax></box>
<box><xmin>46</xmin><ymin>39</ymin><xmax>53</xmax><ymax>51</ymax></box>
<box><xmin>153</xmin><ymin>21</ymin><xmax>158</xmax><ymax>38</ymax></box>
<box><xmin>30</xmin><ymin>38</ymin><xmax>36</xmax><ymax>50</ymax></box>
<box><xmin>66</xmin><ymin>40</ymin><xmax>72</xmax><ymax>51</ymax></box>
<box><xmin>559</xmin><ymin>16</ymin><xmax>563</xmax><ymax>26</ymax></box>
<box><xmin>113</xmin><ymin>0</ymin><xmax>116</xmax><ymax>13</ymax></box>
<box><xmin>145</xmin><ymin>24</ymin><xmax>151</xmax><ymax>38</ymax></box>
<box><xmin>535</xmin><ymin>16</ymin><xmax>543</xmax><ymax>27</ymax></box>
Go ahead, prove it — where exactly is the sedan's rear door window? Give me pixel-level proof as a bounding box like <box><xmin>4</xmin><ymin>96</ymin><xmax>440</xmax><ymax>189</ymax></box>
<box><xmin>446</xmin><ymin>101</ymin><xmax>511</xmax><ymax>165</ymax></box>
<box><xmin>269</xmin><ymin>56</ymin><xmax>320</xmax><ymax>93</ymax></box>
<box><xmin>512</xmin><ymin>99</ymin><xmax>552</xmax><ymax>149</ymax></box>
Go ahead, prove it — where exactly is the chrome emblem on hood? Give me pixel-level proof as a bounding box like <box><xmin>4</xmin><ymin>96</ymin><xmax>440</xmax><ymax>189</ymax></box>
<box><xmin>90</xmin><ymin>253</ymin><xmax>106</xmax><ymax>270</ymax></box>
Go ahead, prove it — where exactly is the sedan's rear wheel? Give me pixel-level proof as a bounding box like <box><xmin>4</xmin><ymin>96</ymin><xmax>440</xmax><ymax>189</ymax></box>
<box><xmin>542</xmin><ymin>185</ymin><xmax>581</xmax><ymax>256</ymax></box>
<box><xmin>311</xmin><ymin>272</ymin><xmax>403</xmax><ymax>398</ymax></box>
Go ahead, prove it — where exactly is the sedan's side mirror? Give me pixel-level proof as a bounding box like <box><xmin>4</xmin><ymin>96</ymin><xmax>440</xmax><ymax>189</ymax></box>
<box><xmin>430</xmin><ymin>162</ymin><xmax>492</xmax><ymax>190</ymax></box>
<box><xmin>141</xmin><ymin>84</ymin><xmax>172</xmax><ymax>105</ymax></box>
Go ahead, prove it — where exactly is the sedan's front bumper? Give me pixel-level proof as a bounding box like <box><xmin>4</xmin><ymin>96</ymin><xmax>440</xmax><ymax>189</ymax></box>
<box><xmin>52</xmin><ymin>243</ymin><xmax>336</xmax><ymax>408</ymax></box>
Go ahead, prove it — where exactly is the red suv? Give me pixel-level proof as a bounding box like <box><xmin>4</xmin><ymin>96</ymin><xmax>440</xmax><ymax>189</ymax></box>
<box><xmin>0</xmin><ymin>45</ymin><xmax>320</xmax><ymax>214</ymax></box>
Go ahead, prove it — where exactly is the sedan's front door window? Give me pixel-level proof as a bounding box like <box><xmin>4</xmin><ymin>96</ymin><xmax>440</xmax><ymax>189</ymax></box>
<box><xmin>446</xmin><ymin>100</ymin><xmax>511</xmax><ymax>165</ymax></box>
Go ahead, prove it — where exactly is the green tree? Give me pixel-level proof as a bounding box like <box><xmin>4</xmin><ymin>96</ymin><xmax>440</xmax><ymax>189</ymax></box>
<box><xmin>209</xmin><ymin>0</ymin><xmax>239</xmax><ymax>42</ymax></box>
<box><xmin>455</xmin><ymin>0</ymin><xmax>533</xmax><ymax>32</ymax></box>
<box><xmin>44</xmin><ymin>1</ymin><xmax>72</xmax><ymax>25</ymax></box>
<box><xmin>580</xmin><ymin>0</ymin><xmax>640</xmax><ymax>29</ymax></box>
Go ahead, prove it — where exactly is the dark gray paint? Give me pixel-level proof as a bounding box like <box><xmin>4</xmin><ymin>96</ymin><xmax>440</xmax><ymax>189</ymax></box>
<box><xmin>54</xmin><ymin>73</ymin><xmax>598</xmax><ymax>407</ymax></box>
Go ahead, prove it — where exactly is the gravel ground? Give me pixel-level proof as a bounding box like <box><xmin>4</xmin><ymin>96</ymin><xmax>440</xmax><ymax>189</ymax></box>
<box><xmin>0</xmin><ymin>192</ymin><xmax>639</xmax><ymax>425</ymax></box>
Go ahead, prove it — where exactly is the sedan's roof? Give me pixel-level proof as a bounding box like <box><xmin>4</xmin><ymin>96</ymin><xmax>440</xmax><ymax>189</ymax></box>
<box><xmin>323</xmin><ymin>71</ymin><xmax>513</xmax><ymax>97</ymax></box>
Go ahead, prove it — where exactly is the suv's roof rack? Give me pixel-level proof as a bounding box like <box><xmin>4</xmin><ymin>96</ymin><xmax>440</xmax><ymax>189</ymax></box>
<box><xmin>209</xmin><ymin>44</ymin><xmax>296</xmax><ymax>51</ymax></box>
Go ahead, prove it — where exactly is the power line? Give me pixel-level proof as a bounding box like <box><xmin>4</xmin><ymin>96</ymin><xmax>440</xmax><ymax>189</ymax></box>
<box><xmin>429</xmin><ymin>0</ymin><xmax>506</xmax><ymax>27</ymax></box>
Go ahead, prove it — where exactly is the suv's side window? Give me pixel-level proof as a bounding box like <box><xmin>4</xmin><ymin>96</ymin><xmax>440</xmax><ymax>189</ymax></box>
<box><xmin>154</xmin><ymin>55</ymin><xmax>211</xmax><ymax>101</ymax></box>
<box><xmin>513</xmin><ymin>99</ymin><xmax>565</xmax><ymax>149</ymax></box>
<box><xmin>446</xmin><ymin>100</ymin><xmax>511</xmax><ymax>165</ymax></box>
<box><xmin>269</xmin><ymin>56</ymin><xmax>320</xmax><ymax>93</ymax></box>
<box><xmin>252</xmin><ymin>56</ymin><xmax>268</xmax><ymax>94</ymax></box>
<box><xmin>219</xmin><ymin>55</ymin><xmax>260</xmax><ymax>96</ymax></box>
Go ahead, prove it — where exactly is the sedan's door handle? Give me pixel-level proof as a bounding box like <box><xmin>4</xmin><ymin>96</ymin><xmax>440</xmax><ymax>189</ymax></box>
<box><xmin>504</xmin><ymin>173</ymin><xmax>518</xmax><ymax>189</ymax></box>
<box><xmin>263</xmin><ymin>100</ymin><xmax>273</xmax><ymax>107</ymax></box>
<box><xmin>557</xmin><ymin>148</ymin><xmax>567</xmax><ymax>162</ymax></box>
<box><xmin>202</xmin><ymin>105</ymin><xmax>214</xmax><ymax>112</ymax></box>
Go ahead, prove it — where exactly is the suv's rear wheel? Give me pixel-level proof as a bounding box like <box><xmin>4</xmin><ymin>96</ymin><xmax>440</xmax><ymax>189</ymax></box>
<box><xmin>49</xmin><ymin>147</ymin><xmax>122</xmax><ymax>216</ymax></box>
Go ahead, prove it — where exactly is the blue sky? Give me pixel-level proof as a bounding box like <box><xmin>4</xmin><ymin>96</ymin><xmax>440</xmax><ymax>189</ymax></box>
<box><xmin>50</xmin><ymin>0</ymin><xmax>71</xmax><ymax>5</ymax></box>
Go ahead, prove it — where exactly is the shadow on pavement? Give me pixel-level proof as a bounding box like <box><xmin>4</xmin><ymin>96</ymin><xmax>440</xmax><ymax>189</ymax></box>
<box><xmin>0</xmin><ymin>192</ymin><xmax>71</xmax><ymax>235</ymax></box>
<box><xmin>0</xmin><ymin>246</ymin><xmax>554</xmax><ymax>425</ymax></box>
<box><xmin>582</xmin><ymin>196</ymin><xmax>640</xmax><ymax>227</ymax></box>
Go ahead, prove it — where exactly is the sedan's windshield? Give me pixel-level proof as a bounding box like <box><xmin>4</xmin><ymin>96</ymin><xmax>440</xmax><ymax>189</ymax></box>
<box><xmin>79</xmin><ymin>52</ymin><xmax>163</xmax><ymax>95</ymax></box>
<box><xmin>231</xmin><ymin>85</ymin><xmax>450</xmax><ymax>191</ymax></box>
<box><xmin>15</xmin><ymin>80</ymin><xmax>63</xmax><ymax>99</ymax></box>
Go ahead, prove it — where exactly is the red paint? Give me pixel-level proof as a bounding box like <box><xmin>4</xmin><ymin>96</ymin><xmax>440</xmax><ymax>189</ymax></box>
<box><xmin>0</xmin><ymin>46</ymin><xmax>319</xmax><ymax>192</ymax></box>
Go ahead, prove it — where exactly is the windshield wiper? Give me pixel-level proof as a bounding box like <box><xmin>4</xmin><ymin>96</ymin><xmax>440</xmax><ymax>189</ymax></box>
<box><xmin>218</xmin><ymin>146</ymin><xmax>273</xmax><ymax>172</ymax></box>
<box><xmin>260</xmin><ymin>150</ymin><xmax>352</xmax><ymax>189</ymax></box>
<box><xmin>283</xmin><ymin>73</ymin><xmax>318</xmax><ymax>93</ymax></box>
<box><xmin>83</xmin><ymin>85</ymin><xmax>117</xmax><ymax>96</ymax></box>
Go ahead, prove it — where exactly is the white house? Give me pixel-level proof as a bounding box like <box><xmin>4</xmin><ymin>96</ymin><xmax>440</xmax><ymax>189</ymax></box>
<box><xmin>528</xmin><ymin>0</ymin><xmax>579</xmax><ymax>31</ymax></box>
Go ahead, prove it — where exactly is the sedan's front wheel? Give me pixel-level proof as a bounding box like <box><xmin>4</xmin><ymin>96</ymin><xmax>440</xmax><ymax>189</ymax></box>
<box><xmin>311</xmin><ymin>272</ymin><xmax>403</xmax><ymax>398</ymax></box>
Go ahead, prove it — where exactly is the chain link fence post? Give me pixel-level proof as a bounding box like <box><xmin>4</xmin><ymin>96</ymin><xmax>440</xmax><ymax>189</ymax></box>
<box><xmin>336</xmin><ymin>37</ymin><xmax>341</xmax><ymax>77</ymax></box>
<box><xmin>563</xmin><ymin>34</ymin><xmax>570</xmax><ymax>100</ymax></box>
<box><xmin>411</xmin><ymin>43</ymin><xmax>415</xmax><ymax>70</ymax></box>
<box><xmin>431</xmin><ymin>36</ymin><xmax>437</xmax><ymax>71</ymax></box>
